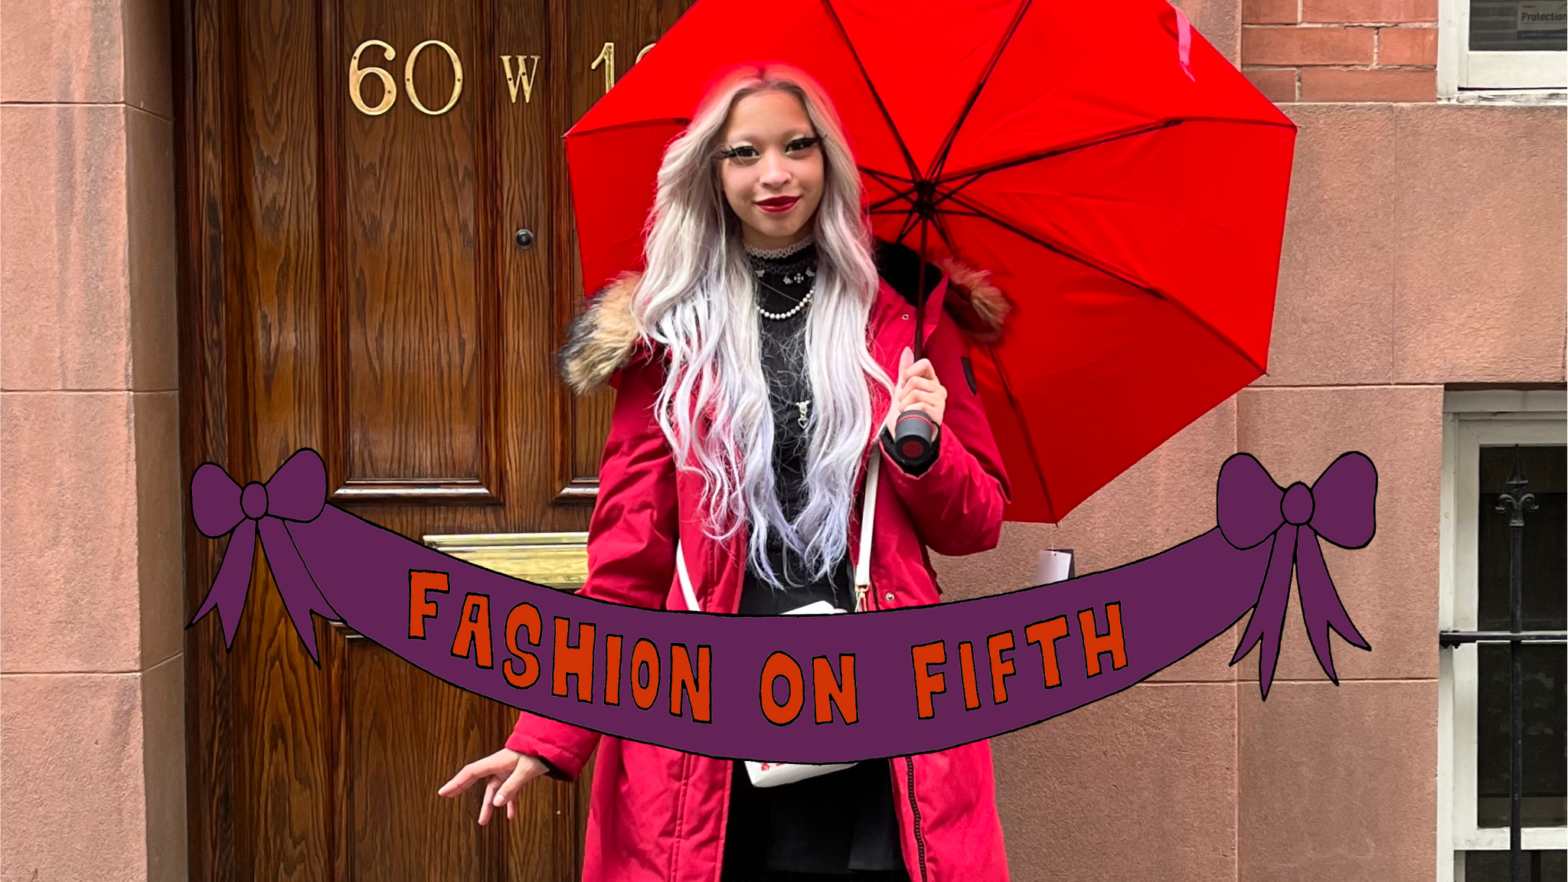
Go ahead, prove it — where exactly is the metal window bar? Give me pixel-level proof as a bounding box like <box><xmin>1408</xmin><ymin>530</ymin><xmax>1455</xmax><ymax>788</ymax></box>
<box><xmin>1437</xmin><ymin>445</ymin><xmax>1547</xmax><ymax>882</ymax></box>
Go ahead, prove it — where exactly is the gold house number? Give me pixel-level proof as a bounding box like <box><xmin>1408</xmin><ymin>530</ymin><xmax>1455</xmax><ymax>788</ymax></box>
<box><xmin>350</xmin><ymin>39</ymin><xmax>656</xmax><ymax>115</ymax></box>
<box><xmin>591</xmin><ymin>42</ymin><xmax>658</xmax><ymax>95</ymax></box>
<box><xmin>350</xmin><ymin>39</ymin><xmax>463</xmax><ymax>116</ymax></box>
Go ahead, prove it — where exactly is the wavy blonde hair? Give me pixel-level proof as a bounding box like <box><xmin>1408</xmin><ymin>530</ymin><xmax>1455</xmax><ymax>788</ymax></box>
<box><xmin>631</xmin><ymin>62</ymin><xmax>891</xmax><ymax>589</ymax></box>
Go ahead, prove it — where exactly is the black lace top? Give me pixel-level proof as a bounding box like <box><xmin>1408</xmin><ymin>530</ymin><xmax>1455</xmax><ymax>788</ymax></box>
<box><xmin>722</xmin><ymin>236</ymin><xmax>905</xmax><ymax>878</ymax></box>
<box><xmin>738</xmin><ymin>237</ymin><xmax>854</xmax><ymax>613</ymax></box>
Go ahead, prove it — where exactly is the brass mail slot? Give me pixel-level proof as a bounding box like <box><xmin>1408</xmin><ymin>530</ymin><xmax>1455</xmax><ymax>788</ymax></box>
<box><xmin>422</xmin><ymin>531</ymin><xmax>589</xmax><ymax>590</ymax></box>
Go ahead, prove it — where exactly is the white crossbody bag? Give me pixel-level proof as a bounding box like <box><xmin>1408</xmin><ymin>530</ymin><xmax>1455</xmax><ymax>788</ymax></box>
<box><xmin>676</xmin><ymin>454</ymin><xmax>882</xmax><ymax>788</ymax></box>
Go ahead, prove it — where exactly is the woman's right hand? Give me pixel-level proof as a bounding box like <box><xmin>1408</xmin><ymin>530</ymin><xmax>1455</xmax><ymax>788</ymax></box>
<box><xmin>437</xmin><ymin>748</ymin><xmax>549</xmax><ymax>826</ymax></box>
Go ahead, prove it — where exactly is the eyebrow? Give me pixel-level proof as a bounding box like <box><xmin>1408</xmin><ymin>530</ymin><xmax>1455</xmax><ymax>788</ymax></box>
<box><xmin>722</xmin><ymin>129</ymin><xmax>818</xmax><ymax>144</ymax></box>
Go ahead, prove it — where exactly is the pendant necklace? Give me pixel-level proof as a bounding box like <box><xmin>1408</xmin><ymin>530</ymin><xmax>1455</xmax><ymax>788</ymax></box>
<box><xmin>749</xmin><ymin>241</ymin><xmax>816</xmax><ymax>427</ymax></box>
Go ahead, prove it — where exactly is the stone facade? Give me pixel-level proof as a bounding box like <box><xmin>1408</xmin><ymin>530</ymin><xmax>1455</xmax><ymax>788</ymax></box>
<box><xmin>1</xmin><ymin>0</ymin><xmax>185</xmax><ymax>879</ymax></box>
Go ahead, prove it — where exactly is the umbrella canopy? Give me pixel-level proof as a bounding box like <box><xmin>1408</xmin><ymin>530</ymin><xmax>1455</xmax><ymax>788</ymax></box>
<box><xmin>564</xmin><ymin>0</ymin><xmax>1297</xmax><ymax>524</ymax></box>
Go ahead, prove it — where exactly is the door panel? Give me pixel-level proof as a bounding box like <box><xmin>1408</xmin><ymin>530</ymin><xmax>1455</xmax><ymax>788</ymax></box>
<box><xmin>174</xmin><ymin>0</ymin><xmax>695</xmax><ymax>878</ymax></box>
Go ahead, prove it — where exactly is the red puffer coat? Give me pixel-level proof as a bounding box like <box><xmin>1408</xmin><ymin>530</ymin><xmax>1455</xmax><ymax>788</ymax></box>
<box><xmin>508</xmin><ymin>247</ymin><xmax>1013</xmax><ymax>882</ymax></box>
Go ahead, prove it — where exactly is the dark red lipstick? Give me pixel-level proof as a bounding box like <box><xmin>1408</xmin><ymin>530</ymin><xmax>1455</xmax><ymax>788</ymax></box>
<box><xmin>757</xmin><ymin>196</ymin><xmax>800</xmax><ymax>213</ymax></box>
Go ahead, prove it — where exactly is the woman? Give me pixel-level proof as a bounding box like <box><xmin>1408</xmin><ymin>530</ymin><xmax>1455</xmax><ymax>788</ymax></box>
<box><xmin>440</xmin><ymin>62</ymin><xmax>1013</xmax><ymax>882</ymax></box>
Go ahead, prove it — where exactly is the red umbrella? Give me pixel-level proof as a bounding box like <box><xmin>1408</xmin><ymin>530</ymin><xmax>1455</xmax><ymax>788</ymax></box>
<box><xmin>564</xmin><ymin>0</ymin><xmax>1296</xmax><ymax>524</ymax></box>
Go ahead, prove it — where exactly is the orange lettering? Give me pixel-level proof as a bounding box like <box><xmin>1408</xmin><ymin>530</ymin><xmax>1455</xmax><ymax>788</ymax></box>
<box><xmin>911</xmin><ymin>641</ymin><xmax>947</xmax><ymax>720</ymax></box>
<box><xmin>451</xmin><ymin>594</ymin><xmax>492</xmax><ymax>668</ymax></box>
<box><xmin>761</xmin><ymin>652</ymin><xmax>805</xmax><ymax>725</ymax></box>
<box><xmin>1080</xmin><ymin>603</ymin><xmax>1128</xmax><ymax>677</ymax></box>
<box><xmin>988</xmin><ymin>631</ymin><xmax>1016</xmax><ymax>704</ymax></box>
<box><xmin>604</xmin><ymin>634</ymin><xmax>623</xmax><ymax>705</ymax></box>
<box><xmin>552</xmin><ymin>617</ymin><xmax>595</xmax><ymax>701</ymax></box>
<box><xmin>813</xmin><ymin>655</ymin><xmax>858</xmax><ymax>724</ymax></box>
<box><xmin>958</xmin><ymin>641</ymin><xmax>980</xmax><ymax>710</ymax></box>
<box><xmin>409</xmin><ymin>570</ymin><xmax>448</xmax><ymax>638</ymax></box>
<box><xmin>1025</xmin><ymin>617</ymin><xmax>1071</xmax><ymax>687</ymax></box>
<box><xmin>669</xmin><ymin>644</ymin><xmax>711</xmax><ymax>722</ymax></box>
<box><xmin>502</xmin><ymin>602</ymin><xmax>540</xmax><ymax>689</ymax></box>
<box><xmin>631</xmin><ymin>638</ymin><xmax>659</xmax><ymax>710</ymax></box>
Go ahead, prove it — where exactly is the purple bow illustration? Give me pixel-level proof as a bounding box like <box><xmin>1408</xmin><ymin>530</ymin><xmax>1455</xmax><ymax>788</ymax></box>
<box><xmin>1217</xmin><ymin>451</ymin><xmax>1377</xmax><ymax>699</ymax></box>
<box><xmin>188</xmin><ymin>449</ymin><xmax>339</xmax><ymax>661</ymax></box>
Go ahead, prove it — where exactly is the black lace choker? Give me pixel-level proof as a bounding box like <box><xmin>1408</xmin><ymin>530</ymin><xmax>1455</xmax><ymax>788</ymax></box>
<box><xmin>743</xmin><ymin>235</ymin><xmax>816</xmax><ymax>259</ymax></box>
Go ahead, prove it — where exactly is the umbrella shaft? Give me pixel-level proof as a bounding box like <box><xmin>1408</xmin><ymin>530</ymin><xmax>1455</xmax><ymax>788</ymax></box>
<box><xmin>913</xmin><ymin>220</ymin><xmax>929</xmax><ymax>361</ymax></box>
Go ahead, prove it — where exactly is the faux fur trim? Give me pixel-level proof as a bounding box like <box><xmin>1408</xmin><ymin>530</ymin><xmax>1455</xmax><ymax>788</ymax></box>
<box><xmin>557</xmin><ymin>257</ymin><xmax>1012</xmax><ymax>393</ymax></box>
<box><xmin>936</xmin><ymin>257</ymin><xmax>1010</xmax><ymax>344</ymax></box>
<box><xmin>557</xmin><ymin>272</ymin><xmax>643</xmax><ymax>394</ymax></box>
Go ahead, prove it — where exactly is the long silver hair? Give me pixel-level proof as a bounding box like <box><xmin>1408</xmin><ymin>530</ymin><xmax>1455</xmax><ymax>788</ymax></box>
<box><xmin>630</xmin><ymin>63</ymin><xmax>892</xmax><ymax>588</ymax></box>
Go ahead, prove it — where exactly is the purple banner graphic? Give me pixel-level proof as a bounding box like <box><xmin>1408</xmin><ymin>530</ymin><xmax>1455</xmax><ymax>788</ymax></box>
<box><xmin>189</xmin><ymin>449</ymin><xmax>1376</xmax><ymax>764</ymax></box>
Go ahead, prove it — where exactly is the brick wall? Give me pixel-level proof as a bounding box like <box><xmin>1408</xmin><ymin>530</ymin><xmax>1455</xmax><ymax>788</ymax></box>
<box><xmin>1241</xmin><ymin>0</ymin><xmax>1439</xmax><ymax>101</ymax></box>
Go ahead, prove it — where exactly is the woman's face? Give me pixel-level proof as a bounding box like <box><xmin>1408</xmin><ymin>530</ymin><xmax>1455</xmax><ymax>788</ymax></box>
<box><xmin>717</xmin><ymin>89</ymin><xmax>826</xmax><ymax>250</ymax></box>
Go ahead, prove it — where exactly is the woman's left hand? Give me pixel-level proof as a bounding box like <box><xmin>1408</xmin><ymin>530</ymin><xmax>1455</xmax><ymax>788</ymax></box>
<box><xmin>886</xmin><ymin>346</ymin><xmax>947</xmax><ymax>434</ymax></box>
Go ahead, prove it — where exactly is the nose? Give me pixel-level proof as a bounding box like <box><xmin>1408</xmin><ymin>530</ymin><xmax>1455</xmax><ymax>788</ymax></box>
<box><xmin>758</xmin><ymin>149</ymin><xmax>790</xmax><ymax>188</ymax></box>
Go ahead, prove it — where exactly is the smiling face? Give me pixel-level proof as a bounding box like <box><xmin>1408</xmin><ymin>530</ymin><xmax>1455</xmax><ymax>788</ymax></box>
<box><xmin>716</xmin><ymin>89</ymin><xmax>826</xmax><ymax>250</ymax></box>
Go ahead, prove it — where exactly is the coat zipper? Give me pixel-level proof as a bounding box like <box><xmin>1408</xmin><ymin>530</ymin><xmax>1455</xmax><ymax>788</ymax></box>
<box><xmin>904</xmin><ymin>756</ymin><xmax>929</xmax><ymax>882</ymax></box>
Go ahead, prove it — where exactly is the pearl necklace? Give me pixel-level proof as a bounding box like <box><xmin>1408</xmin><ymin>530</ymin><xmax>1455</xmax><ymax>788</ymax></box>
<box><xmin>756</xmin><ymin>279</ymin><xmax>814</xmax><ymax>321</ymax></box>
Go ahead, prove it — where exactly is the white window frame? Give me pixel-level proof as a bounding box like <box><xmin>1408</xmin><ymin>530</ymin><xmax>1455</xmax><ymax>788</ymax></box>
<box><xmin>1438</xmin><ymin>389</ymin><xmax>1568</xmax><ymax>882</ymax></box>
<box><xmin>1438</xmin><ymin>0</ymin><xmax>1567</xmax><ymax>99</ymax></box>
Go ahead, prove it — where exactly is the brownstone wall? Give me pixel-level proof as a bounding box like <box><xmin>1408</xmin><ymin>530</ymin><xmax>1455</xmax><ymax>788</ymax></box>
<box><xmin>0</xmin><ymin>0</ymin><xmax>186</xmax><ymax>879</ymax></box>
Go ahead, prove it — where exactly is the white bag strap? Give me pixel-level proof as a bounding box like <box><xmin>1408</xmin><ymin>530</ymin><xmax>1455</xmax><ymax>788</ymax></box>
<box><xmin>676</xmin><ymin>538</ymin><xmax>701</xmax><ymax>613</ymax></box>
<box><xmin>674</xmin><ymin>446</ymin><xmax>882</xmax><ymax>615</ymax></box>
<box><xmin>855</xmin><ymin>452</ymin><xmax>880</xmax><ymax>591</ymax></box>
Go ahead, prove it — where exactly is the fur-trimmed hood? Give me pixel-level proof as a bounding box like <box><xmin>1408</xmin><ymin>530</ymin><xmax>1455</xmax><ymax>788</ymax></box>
<box><xmin>556</xmin><ymin>240</ymin><xmax>1011</xmax><ymax>394</ymax></box>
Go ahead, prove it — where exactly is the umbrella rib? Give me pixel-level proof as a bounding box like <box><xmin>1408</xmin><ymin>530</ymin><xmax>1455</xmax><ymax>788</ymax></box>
<box><xmin>927</xmin><ymin>0</ymin><xmax>1035</xmax><ymax>183</ymax></box>
<box><xmin>820</xmin><ymin>0</ymin><xmax>922</xmax><ymax>182</ymax></box>
<box><xmin>949</xmin><ymin>194</ymin><xmax>1267</xmax><ymax>375</ymax></box>
<box><xmin>937</xmin><ymin>115</ymin><xmax>1295</xmax><ymax>188</ymax></box>
<box><xmin>935</xmin><ymin>120</ymin><xmax>1182</xmax><ymax>203</ymax></box>
<box><xmin>930</xmin><ymin>210</ymin><xmax>959</xmax><ymax>254</ymax></box>
<box><xmin>861</xmin><ymin>166</ymin><xmax>914</xmax><ymax>188</ymax></box>
<box><xmin>986</xmin><ymin>342</ymin><xmax>1057</xmax><ymax>522</ymax></box>
<box><xmin>867</xmin><ymin>180</ymin><xmax>920</xmax><ymax>213</ymax></box>
<box><xmin>869</xmin><ymin>207</ymin><xmax>987</xmax><ymax>218</ymax></box>
<box><xmin>869</xmin><ymin>194</ymin><xmax>913</xmax><ymax>213</ymax></box>
<box><xmin>888</xmin><ymin>211</ymin><xmax>962</xmax><ymax>255</ymax></box>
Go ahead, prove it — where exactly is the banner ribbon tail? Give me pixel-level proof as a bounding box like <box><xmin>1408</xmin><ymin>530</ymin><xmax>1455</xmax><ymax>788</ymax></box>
<box><xmin>1231</xmin><ymin>526</ymin><xmax>1298</xmax><ymax>699</ymax></box>
<box><xmin>259</xmin><ymin>518</ymin><xmax>340</xmax><ymax>664</ymax></box>
<box><xmin>189</xmin><ymin>518</ymin><xmax>257</xmax><ymax>649</ymax></box>
<box><xmin>1294</xmin><ymin>527</ymin><xmax>1371</xmax><ymax>684</ymax></box>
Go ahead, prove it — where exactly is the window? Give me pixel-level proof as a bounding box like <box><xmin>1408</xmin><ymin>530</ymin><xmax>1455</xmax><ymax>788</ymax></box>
<box><xmin>1439</xmin><ymin>390</ymin><xmax>1567</xmax><ymax>882</ymax></box>
<box><xmin>1439</xmin><ymin>0</ymin><xmax>1567</xmax><ymax>97</ymax></box>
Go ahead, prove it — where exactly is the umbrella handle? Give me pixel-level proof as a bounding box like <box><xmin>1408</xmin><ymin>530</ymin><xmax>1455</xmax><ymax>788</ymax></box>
<box><xmin>895</xmin><ymin>220</ymin><xmax>937</xmax><ymax>468</ymax></box>
<box><xmin>892</xmin><ymin>409</ymin><xmax>938</xmax><ymax>468</ymax></box>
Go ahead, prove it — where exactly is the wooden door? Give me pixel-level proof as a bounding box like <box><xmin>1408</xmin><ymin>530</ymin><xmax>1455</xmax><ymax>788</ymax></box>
<box><xmin>173</xmin><ymin>0</ymin><xmax>692</xmax><ymax>878</ymax></box>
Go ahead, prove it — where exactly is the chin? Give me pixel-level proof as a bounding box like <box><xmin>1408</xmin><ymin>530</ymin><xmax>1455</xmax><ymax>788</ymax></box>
<box><xmin>750</xmin><ymin>214</ymin><xmax>809</xmax><ymax>243</ymax></box>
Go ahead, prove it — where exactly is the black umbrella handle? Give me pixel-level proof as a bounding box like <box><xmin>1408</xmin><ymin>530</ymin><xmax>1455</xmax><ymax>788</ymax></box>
<box><xmin>892</xmin><ymin>409</ymin><xmax>938</xmax><ymax>465</ymax></box>
<box><xmin>892</xmin><ymin>221</ymin><xmax>938</xmax><ymax>471</ymax></box>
